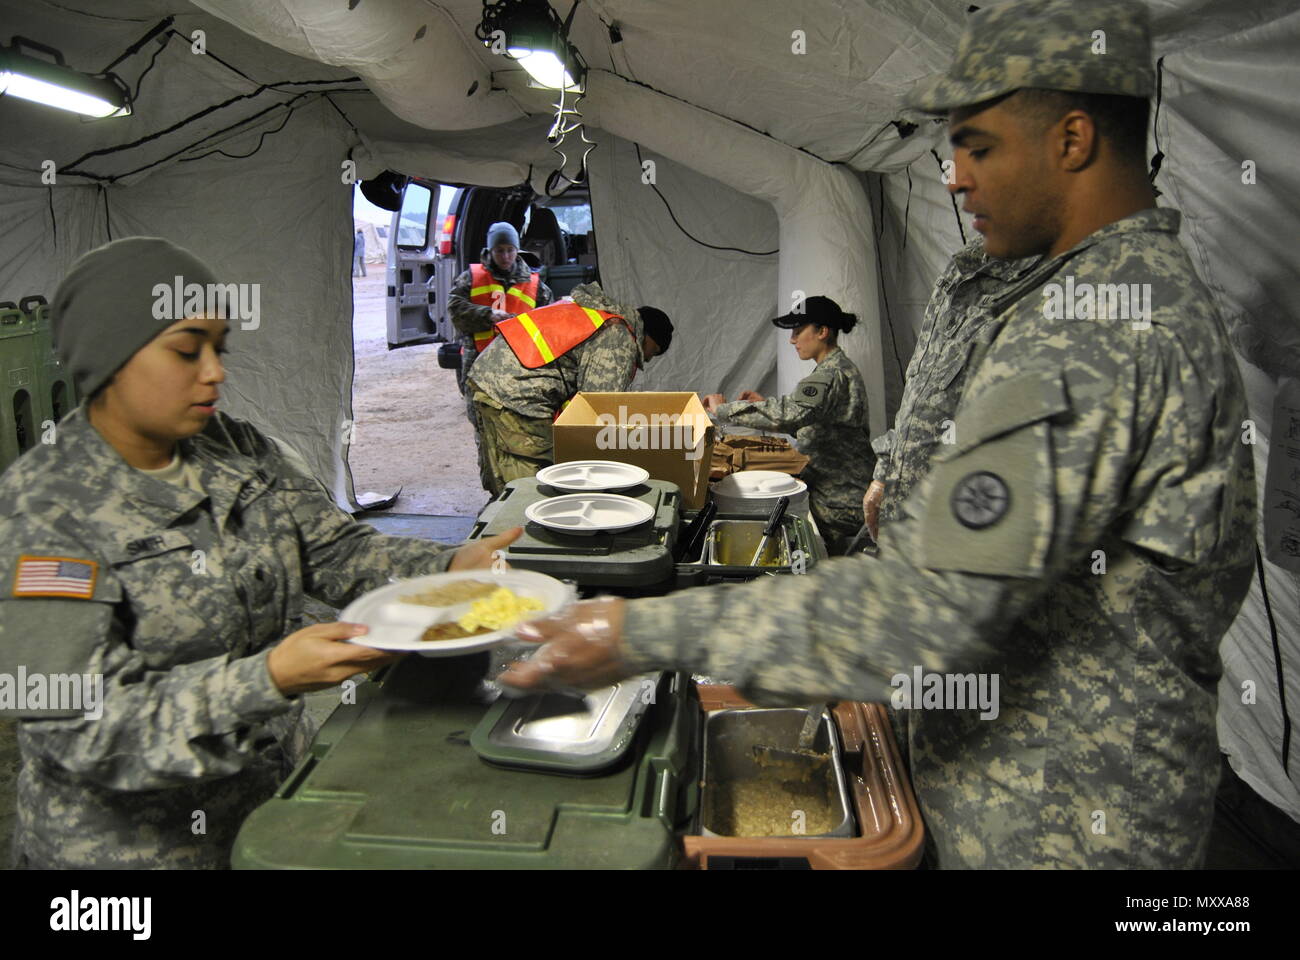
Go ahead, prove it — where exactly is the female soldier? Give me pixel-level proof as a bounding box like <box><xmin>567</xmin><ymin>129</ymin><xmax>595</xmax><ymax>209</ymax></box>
<box><xmin>703</xmin><ymin>296</ymin><xmax>874</xmax><ymax>552</ymax></box>
<box><xmin>0</xmin><ymin>237</ymin><xmax>519</xmax><ymax>869</ymax></box>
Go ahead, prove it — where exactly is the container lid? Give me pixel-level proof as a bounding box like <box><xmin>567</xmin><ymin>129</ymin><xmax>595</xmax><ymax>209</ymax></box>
<box><xmin>711</xmin><ymin>471</ymin><xmax>807</xmax><ymax>499</ymax></box>
<box><xmin>471</xmin><ymin>479</ymin><xmax>680</xmax><ymax>588</ymax></box>
<box><xmin>472</xmin><ymin>674</ymin><xmax>659</xmax><ymax>772</ymax></box>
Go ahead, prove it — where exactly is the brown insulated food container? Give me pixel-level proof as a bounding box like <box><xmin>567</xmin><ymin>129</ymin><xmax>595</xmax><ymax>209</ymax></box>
<box><xmin>684</xmin><ymin>685</ymin><xmax>925</xmax><ymax>870</ymax></box>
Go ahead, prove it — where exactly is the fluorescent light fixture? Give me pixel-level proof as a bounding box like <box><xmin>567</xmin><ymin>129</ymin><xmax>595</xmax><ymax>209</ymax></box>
<box><xmin>508</xmin><ymin>47</ymin><xmax>580</xmax><ymax>90</ymax></box>
<box><xmin>0</xmin><ymin>39</ymin><xmax>130</xmax><ymax>118</ymax></box>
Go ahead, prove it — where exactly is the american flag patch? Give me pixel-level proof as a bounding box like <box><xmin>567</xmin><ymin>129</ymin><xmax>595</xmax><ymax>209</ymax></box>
<box><xmin>13</xmin><ymin>556</ymin><xmax>98</xmax><ymax>599</ymax></box>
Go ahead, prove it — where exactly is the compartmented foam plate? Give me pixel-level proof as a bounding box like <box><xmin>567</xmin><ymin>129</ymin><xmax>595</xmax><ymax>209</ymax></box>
<box><xmin>524</xmin><ymin>493</ymin><xmax>656</xmax><ymax>535</ymax></box>
<box><xmin>535</xmin><ymin>460</ymin><xmax>650</xmax><ymax>492</ymax></box>
<box><xmin>339</xmin><ymin>570</ymin><xmax>576</xmax><ymax>658</ymax></box>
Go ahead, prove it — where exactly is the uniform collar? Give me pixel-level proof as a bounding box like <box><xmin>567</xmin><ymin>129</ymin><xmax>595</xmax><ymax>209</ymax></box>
<box><xmin>58</xmin><ymin>406</ymin><xmax>269</xmax><ymax>531</ymax></box>
<box><xmin>1054</xmin><ymin>206</ymin><xmax>1181</xmax><ymax>260</ymax></box>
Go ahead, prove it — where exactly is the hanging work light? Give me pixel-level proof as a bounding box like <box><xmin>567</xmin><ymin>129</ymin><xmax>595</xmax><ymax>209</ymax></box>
<box><xmin>476</xmin><ymin>0</ymin><xmax>587</xmax><ymax>90</ymax></box>
<box><xmin>0</xmin><ymin>37</ymin><xmax>131</xmax><ymax>118</ymax></box>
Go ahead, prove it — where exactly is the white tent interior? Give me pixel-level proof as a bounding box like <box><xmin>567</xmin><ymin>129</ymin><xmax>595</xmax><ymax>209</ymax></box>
<box><xmin>1</xmin><ymin>0</ymin><xmax>1296</xmax><ymax>831</ymax></box>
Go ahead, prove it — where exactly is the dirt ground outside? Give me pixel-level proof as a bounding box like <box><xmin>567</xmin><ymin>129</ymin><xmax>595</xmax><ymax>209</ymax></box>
<box><xmin>347</xmin><ymin>264</ymin><xmax>489</xmax><ymax>518</ymax></box>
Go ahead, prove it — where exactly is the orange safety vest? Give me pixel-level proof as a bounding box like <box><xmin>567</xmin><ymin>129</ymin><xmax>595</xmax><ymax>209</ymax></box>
<box><xmin>495</xmin><ymin>301</ymin><xmax>625</xmax><ymax>370</ymax></box>
<box><xmin>468</xmin><ymin>264</ymin><xmax>540</xmax><ymax>352</ymax></box>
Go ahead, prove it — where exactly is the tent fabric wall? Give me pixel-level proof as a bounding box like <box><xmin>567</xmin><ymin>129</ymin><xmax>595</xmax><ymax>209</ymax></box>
<box><xmin>98</xmin><ymin>99</ymin><xmax>361</xmax><ymax>508</ymax></box>
<box><xmin>587</xmin><ymin>137</ymin><xmax>780</xmax><ymax>401</ymax></box>
<box><xmin>1151</xmin><ymin>8</ymin><xmax>1300</xmax><ymax>821</ymax></box>
<box><xmin>0</xmin><ymin>1</ymin><xmax>366</xmax><ymax>508</ymax></box>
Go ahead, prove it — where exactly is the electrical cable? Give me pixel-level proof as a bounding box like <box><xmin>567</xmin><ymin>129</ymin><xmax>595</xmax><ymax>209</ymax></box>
<box><xmin>1255</xmin><ymin>544</ymin><xmax>1292</xmax><ymax>777</ymax></box>
<box><xmin>1148</xmin><ymin>56</ymin><xmax>1166</xmax><ymax>196</ymax></box>
<box><xmin>100</xmin><ymin>184</ymin><xmax>112</xmax><ymax>241</ymax></box>
<box><xmin>931</xmin><ymin>148</ymin><xmax>966</xmax><ymax>246</ymax></box>
<box><xmin>47</xmin><ymin>187</ymin><xmax>57</xmax><ymax>247</ymax></box>
<box><xmin>875</xmin><ymin>177</ymin><xmax>906</xmax><ymax>386</ymax></box>
<box><xmin>902</xmin><ymin>167</ymin><xmax>912</xmax><ymax>251</ymax></box>
<box><xmin>129</xmin><ymin>29</ymin><xmax>171</xmax><ymax>103</ymax></box>
<box><xmin>633</xmin><ymin>142</ymin><xmax>777</xmax><ymax>257</ymax></box>
<box><xmin>60</xmin><ymin>79</ymin><xmax>363</xmax><ymax>178</ymax></box>
<box><xmin>179</xmin><ymin>100</ymin><xmax>298</xmax><ymax>163</ymax></box>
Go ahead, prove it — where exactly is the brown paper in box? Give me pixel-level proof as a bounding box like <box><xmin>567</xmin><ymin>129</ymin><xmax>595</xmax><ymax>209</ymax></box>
<box><xmin>553</xmin><ymin>392</ymin><xmax>716</xmax><ymax>509</ymax></box>
<box><xmin>710</xmin><ymin>435</ymin><xmax>810</xmax><ymax>480</ymax></box>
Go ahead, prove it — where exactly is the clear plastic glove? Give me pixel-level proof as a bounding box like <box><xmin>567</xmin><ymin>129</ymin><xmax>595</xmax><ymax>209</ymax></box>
<box><xmin>737</xmin><ymin>389</ymin><xmax>764</xmax><ymax>402</ymax></box>
<box><xmin>449</xmin><ymin>526</ymin><xmax>523</xmax><ymax>570</ymax></box>
<box><xmin>702</xmin><ymin>393</ymin><xmax>725</xmax><ymax>414</ymax></box>
<box><xmin>497</xmin><ymin>596</ymin><xmax>631</xmax><ymax>692</ymax></box>
<box><xmin>862</xmin><ymin>480</ymin><xmax>885</xmax><ymax>541</ymax></box>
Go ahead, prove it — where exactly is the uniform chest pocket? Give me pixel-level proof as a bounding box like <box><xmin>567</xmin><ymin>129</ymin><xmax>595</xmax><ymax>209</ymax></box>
<box><xmin>105</xmin><ymin>530</ymin><xmax>230</xmax><ymax>661</ymax></box>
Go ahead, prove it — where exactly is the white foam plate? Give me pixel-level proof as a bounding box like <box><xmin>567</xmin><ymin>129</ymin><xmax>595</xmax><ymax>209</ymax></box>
<box><xmin>535</xmin><ymin>460</ymin><xmax>650</xmax><ymax>492</ymax></box>
<box><xmin>711</xmin><ymin>470</ymin><xmax>807</xmax><ymax>498</ymax></box>
<box><xmin>524</xmin><ymin>493</ymin><xmax>655</xmax><ymax>536</ymax></box>
<box><xmin>339</xmin><ymin>570</ymin><xmax>576</xmax><ymax>658</ymax></box>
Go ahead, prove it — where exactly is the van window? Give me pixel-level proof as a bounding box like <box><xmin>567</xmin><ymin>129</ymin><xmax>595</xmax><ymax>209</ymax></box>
<box><xmin>545</xmin><ymin>200</ymin><xmax>592</xmax><ymax>236</ymax></box>
<box><xmin>396</xmin><ymin>183</ymin><xmax>433</xmax><ymax>248</ymax></box>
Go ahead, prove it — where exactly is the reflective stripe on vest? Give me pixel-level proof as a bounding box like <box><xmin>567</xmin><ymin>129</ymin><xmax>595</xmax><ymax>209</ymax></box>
<box><xmin>468</xmin><ymin>264</ymin><xmax>541</xmax><ymax>353</ymax></box>
<box><xmin>495</xmin><ymin>301</ymin><xmax>624</xmax><ymax>370</ymax></box>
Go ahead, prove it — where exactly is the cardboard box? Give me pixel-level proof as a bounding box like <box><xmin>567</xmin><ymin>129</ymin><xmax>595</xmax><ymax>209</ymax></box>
<box><xmin>553</xmin><ymin>392</ymin><xmax>715</xmax><ymax>509</ymax></box>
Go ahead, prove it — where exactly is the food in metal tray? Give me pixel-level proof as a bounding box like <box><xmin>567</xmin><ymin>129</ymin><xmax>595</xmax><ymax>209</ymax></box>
<box><xmin>400</xmin><ymin>579</ymin><xmax>498</xmax><ymax>606</ymax></box>
<box><xmin>711</xmin><ymin>777</ymin><xmax>836</xmax><ymax>837</ymax></box>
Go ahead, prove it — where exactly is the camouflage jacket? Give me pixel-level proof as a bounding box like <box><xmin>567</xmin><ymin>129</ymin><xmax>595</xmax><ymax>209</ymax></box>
<box><xmin>873</xmin><ymin>242</ymin><xmax>1041</xmax><ymax>524</ymax></box>
<box><xmin>447</xmin><ymin>253</ymin><xmax>553</xmax><ymax>345</ymax></box>
<box><xmin>715</xmin><ymin>347</ymin><xmax>874</xmax><ymax>541</ymax></box>
<box><xmin>0</xmin><ymin>408</ymin><xmax>456</xmax><ymax>868</ymax></box>
<box><xmin>617</xmin><ymin>208</ymin><xmax>1257</xmax><ymax>868</ymax></box>
<box><xmin>467</xmin><ymin>282</ymin><xmax>645</xmax><ymax>420</ymax></box>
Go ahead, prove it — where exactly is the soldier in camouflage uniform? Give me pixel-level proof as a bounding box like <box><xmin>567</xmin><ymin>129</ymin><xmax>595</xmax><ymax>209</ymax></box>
<box><xmin>500</xmin><ymin>0</ymin><xmax>1259</xmax><ymax>869</ymax></box>
<box><xmin>0</xmin><ymin>238</ymin><xmax>516</xmax><ymax>868</ymax></box>
<box><xmin>704</xmin><ymin>296</ymin><xmax>873</xmax><ymax>551</ymax></box>
<box><xmin>467</xmin><ymin>283</ymin><xmax>673</xmax><ymax>496</ymax></box>
<box><xmin>866</xmin><ymin>245</ymin><xmax>1041</xmax><ymax>533</ymax></box>
<box><xmin>447</xmin><ymin>222</ymin><xmax>554</xmax><ymax>493</ymax></box>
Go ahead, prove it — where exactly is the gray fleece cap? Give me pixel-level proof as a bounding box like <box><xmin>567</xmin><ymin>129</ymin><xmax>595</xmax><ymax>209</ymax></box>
<box><xmin>486</xmin><ymin>221</ymin><xmax>520</xmax><ymax>250</ymax></box>
<box><xmin>52</xmin><ymin>237</ymin><xmax>219</xmax><ymax>397</ymax></box>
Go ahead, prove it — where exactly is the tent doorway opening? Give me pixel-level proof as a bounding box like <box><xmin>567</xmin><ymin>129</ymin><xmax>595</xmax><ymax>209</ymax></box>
<box><xmin>348</xmin><ymin>182</ymin><xmax>485</xmax><ymax>517</ymax></box>
<box><xmin>347</xmin><ymin>176</ymin><xmax>601</xmax><ymax>518</ymax></box>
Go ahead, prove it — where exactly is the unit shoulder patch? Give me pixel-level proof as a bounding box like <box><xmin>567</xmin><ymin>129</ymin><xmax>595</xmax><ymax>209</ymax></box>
<box><xmin>950</xmin><ymin>471</ymin><xmax>1010</xmax><ymax>529</ymax></box>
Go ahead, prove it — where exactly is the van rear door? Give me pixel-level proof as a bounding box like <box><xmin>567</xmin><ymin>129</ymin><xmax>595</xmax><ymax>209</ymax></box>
<box><xmin>386</xmin><ymin>180</ymin><xmax>451</xmax><ymax>348</ymax></box>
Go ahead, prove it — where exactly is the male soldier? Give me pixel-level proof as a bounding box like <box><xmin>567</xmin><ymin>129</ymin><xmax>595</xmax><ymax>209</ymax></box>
<box><xmin>863</xmin><ymin>246</ymin><xmax>1041</xmax><ymax>540</ymax></box>
<box><xmin>499</xmin><ymin>0</ymin><xmax>1258</xmax><ymax>869</ymax></box>
<box><xmin>467</xmin><ymin>284</ymin><xmax>673</xmax><ymax>496</ymax></box>
<box><xmin>447</xmin><ymin>222</ymin><xmax>554</xmax><ymax>492</ymax></box>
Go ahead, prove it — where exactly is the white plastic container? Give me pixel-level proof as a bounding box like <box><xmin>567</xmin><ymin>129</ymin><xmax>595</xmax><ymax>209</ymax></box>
<box><xmin>709</xmin><ymin>470</ymin><xmax>809</xmax><ymax>518</ymax></box>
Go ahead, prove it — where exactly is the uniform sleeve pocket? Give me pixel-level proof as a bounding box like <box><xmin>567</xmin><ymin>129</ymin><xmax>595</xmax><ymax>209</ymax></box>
<box><xmin>917</xmin><ymin>372</ymin><xmax>1071</xmax><ymax>578</ymax></box>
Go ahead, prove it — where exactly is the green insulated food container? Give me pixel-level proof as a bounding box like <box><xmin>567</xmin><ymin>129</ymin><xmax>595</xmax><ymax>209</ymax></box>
<box><xmin>232</xmin><ymin>655</ymin><xmax>700</xmax><ymax>869</ymax></box>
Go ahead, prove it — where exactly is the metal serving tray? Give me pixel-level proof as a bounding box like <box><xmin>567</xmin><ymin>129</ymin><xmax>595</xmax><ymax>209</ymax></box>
<box><xmin>471</xmin><ymin>673</ymin><xmax>661</xmax><ymax>773</ymax></box>
<box><xmin>704</xmin><ymin>519</ymin><xmax>791</xmax><ymax>566</ymax></box>
<box><xmin>700</xmin><ymin>707</ymin><xmax>855</xmax><ymax>839</ymax></box>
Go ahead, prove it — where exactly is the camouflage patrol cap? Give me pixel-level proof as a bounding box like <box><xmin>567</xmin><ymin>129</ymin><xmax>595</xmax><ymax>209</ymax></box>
<box><xmin>906</xmin><ymin>0</ymin><xmax>1153</xmax><ymax>114</ymax></box>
